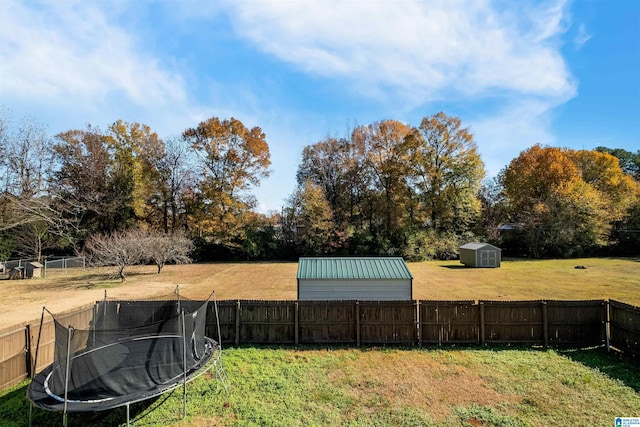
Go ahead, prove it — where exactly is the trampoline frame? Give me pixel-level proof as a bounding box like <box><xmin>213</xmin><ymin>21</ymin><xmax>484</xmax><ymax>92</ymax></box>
<box><xmin>27</xmin><ymin>289</ymin><xmax>225</xmax><ymax>427</ymax></box>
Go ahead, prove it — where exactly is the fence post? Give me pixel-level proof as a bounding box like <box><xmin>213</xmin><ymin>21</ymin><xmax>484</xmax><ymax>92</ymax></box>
<box><xmin>355</xmin><ymin>301</ymin><xmax>360</xmax><ymax>347</ymax></box>
<box><xmin>479</xmin><ymin>301</ymin><xmax>485</xmax><ymax>345</ymax></box>
<box><xmin>235</xmin><ymin>301</ymin><xmax>241</xmax><ymax>346</ymax></box>
<box><xmin>25</xmin><ymin>324</ymin><xmax>32</xmax><ymax>378</ymax></box>
<box><xmin>416</xmin><ymin>300</ymin><xmax>421</xmax><ymax>347</ymax></box>
<box><xmin>294</xmin><ymin>302</ymin><xmax>299</xmax><ymax>346</ymax></box>
<box><xmin>542</xmin><ymin>301</ymin><xmax>549</xmax><ymax>348</ymax></box>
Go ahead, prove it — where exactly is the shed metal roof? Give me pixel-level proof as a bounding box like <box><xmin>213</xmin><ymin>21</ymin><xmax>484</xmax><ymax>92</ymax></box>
<box><xmin>297</xmin><ymin>257</ymin><xmax>413</xmax><ymax>280</ymax></box>
<box><xmin>459</xmin><ymin>242</ymin><xmax>501</xmax><ymax>251</ymax></box>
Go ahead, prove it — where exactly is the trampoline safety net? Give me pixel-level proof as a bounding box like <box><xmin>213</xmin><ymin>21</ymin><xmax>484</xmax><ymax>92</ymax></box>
<box><xmin>28</xmin><ymin>296</ymin><xmax>217</xmax><ymax>412</ymax></box>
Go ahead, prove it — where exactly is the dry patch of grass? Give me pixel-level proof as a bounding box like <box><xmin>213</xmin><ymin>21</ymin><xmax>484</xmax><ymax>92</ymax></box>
<box><xmin>326</xmin><ymin>349</ymin><xmax>519</xmax><ymax>421</ymax></box>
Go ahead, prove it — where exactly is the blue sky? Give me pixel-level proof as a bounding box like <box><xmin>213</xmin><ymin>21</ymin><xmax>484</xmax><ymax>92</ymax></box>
<box><xmin>1</xmin><ymin>0</ymin><xmax>638</xmax><ymax>213</ymax></box>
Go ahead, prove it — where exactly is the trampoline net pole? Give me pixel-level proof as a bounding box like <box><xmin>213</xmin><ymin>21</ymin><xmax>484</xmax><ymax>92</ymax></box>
<box><xmin>181</xmin><ymin>309</ymin><xmax>187</xmax><ymax>418</ymax></box>
<box><xmin>28</xmin><ymin>307</ymin><xmax>47</xmax><ymax>427</ymax></box>
<box><xmin>103</xmin><ymin>290</ymin><xmax>108</xmax><ymax>330</ymax></box>
<box><xmin>213</xmin><ymin>292</ymin><xmax>223</xmax><ymax>351</ymax></box>
<box><xmin>175</xmin><ymin>285</ymin><xmax>181</xmax><ymax>315</ymax></box>
<box><xmin>63</xmin><ymin>325</ymin><xmax>73</xmax><ymax>427</ymax></box>
<box><xmin>92</xmin><ymin>304</ymin><xmax>97</xmax><ymax>347</ymax></box>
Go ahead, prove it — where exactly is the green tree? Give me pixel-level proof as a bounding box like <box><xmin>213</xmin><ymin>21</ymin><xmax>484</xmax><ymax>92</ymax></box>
<box><xmin>296</xmin><ymin>134</ymin><xmax>372</xmax><ymax>252</ymax></box>
<box><xmin>297</xmin><ymin>137</ymin><xmax>356</xmax><ymax>224</ymax></box>
<box><xmin>53</xmin><ymin>126</ymin><xmax>120</xmax><ymax>235</ymax></box>
<box><xmin>352</xmin><ymin>120</ymin><xmax>412</xmax><ymax>245</ymax></box>
<box><xmin>282</xmin><ymin>181</ymin><xmax>339</xmax><ymax>256</ymax></box>
<box><xmin>107</xmin><ymin>120</ymin><xmax>167</xmax><ymax>229</ymax></box>
<box><xmin>406</xmin><ymin>112</ymin><xmax>485</xmax><ymax>233</ymax></box>
<box><xmin>595</xmin><ymin>146</ymin><xmax>640</xmax><ymax>181</ymax></box>
<box><xmin>182</xmin><ymin>117</ymin><xmax>271</xmax><ymax>247</ymax></box>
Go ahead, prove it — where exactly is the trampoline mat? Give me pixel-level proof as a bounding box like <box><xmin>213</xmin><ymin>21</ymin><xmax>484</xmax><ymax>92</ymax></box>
<box><xmin>28</xmin><ymin>336</ymin><xmax>216</xmax><ymax>412</ymax></box>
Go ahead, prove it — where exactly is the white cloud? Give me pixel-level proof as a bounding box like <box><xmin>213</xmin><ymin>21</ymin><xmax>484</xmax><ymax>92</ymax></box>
<box><xmin>221</xmin><ymin>0</ymin><xmax>576</xmax><ymax>106</ymax></box>
<box><xmin>574</xmin><ymin>23</ymin><xmax>592</xmax><ymax>49</ymax></box>
<box><xmin>469</xmin><ymin>98</ymin><xmax>558</xmax><ymax>177</ymax></box>
<box><xmin>0</xmin><ymin>1</ymin><xmax>188</xmax><ymax>129</ymax></box>
<box><xmin>217</xmin><ymin>0</ymin><xmax>578</xmax><ymax>184</ymax></box>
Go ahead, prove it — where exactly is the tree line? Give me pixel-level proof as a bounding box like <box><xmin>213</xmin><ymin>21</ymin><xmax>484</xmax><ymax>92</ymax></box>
<box><xmin>1</xmin><ymin>110</ymin><xmax>639</xmax><ymax>264</ymax></box>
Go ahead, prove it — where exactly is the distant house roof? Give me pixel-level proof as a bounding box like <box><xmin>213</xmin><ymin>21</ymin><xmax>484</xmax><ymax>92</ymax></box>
<box><xmin>297</xmin><ymin>257</ymin><xmax>413</xmax><ymax>280</ymax></box>
<box><xmin>459</xmin><ymin>242</ymin><xmax>501</xmax><ymax>251</ymax></box>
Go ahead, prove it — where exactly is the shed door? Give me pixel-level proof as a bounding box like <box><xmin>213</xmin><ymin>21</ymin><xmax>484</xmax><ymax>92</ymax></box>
<box><xmin>479</xmin><ymin>250</ymin><xmax>496</xmax><ymax>267</ymax></box>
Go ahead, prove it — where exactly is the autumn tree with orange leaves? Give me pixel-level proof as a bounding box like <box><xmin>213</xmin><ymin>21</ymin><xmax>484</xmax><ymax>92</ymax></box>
<box><xmin>500</xmin><ymin>144</ymin><xmax>639</xmax><ymax>257</ymax></box>
<box><xmin>182</xmin><ymin>117</ymin><xmax>271</xmax><ymax>247</ymax></box>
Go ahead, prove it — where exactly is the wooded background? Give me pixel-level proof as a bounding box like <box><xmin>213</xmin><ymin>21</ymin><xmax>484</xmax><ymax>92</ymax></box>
<box><xmin>2</xmin><ymin>112</ymin><xmax>639</xmax><ymax>264</ymax></box>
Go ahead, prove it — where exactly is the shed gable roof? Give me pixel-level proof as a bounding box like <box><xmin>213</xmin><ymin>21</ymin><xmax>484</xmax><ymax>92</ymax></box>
<box><xmin>459</xmin><ymin>242</ymin><xmax>501</xmax><ymax>251</ymax></box>
<box><xmin>297</xmin><ymin>257</ymin><xmax>413</xmax><ymax>280</ymax></box>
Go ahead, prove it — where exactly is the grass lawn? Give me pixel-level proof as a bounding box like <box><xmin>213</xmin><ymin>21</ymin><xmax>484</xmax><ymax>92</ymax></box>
<box><xmin>1</xmin><ymin>257</ymin><xmax>638</xmax><ymax>329</ymax></box>
<box><xmin>1</xmin><ymin>346</ymin><xmax>638</xmax><ymax>426</ymax></box>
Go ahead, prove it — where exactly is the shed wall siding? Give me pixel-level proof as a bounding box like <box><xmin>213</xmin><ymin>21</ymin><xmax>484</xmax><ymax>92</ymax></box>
<box><xmin>298</xmin><ymin>279</ymin><xmax>411</xmax><ymax>301</ymax></box>
<box><xmin>459</xmin><ymin>249</ymin><xmax>477</xmax><ymax>267</ymax></box>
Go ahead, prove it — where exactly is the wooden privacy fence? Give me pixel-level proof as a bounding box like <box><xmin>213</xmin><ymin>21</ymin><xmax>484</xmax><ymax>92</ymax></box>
<box><xmin>1</xmin><ymin>299</ymin><xmax>638</xmax><ymax>394</ymax></box>
<box><xmin>0</xmin><ymin>304</ymin><xmax>94</xmax><ymax>392</ymax></box>
<box><xmin>211</xmin><ymin>300</ymin><xmax>608</xmax><ymax>347</ymax></box>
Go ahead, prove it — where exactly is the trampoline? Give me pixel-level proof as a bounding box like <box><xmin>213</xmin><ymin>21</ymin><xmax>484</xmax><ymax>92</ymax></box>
<box><xmin>27</xmin><ymin>290</ymin><xmax>225</xmax><ymax>426</ymax></box>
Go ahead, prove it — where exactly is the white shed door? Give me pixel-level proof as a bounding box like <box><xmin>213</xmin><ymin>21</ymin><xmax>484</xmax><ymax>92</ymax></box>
<box><xmin>479</xmin><ymin>250</ymin><xmax>496</xmax><ymax>267</ymax></box>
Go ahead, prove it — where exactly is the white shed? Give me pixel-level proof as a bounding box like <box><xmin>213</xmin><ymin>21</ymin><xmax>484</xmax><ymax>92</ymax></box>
<box><xmin>459</xmin><ymin>242</ymin><xmax>501</xmax><ymax>268</ymax></box>
<box><xmin>297</xmin><ymin>257</ymin><xmax>413</xmax><ymax>301</ymax></box>
<box><xmin>25</xmin><ymin>261</ymin><xmax>44</xmax><ymax>278</ymax></box>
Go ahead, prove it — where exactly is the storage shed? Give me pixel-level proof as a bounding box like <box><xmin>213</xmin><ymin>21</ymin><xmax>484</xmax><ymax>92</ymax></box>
<box><xmin>8</xmin><ymin>267</ymin><xmax>24</xmax><ymax>280</ymax></box>
<box><xmin>297</xmin><ymin>257</ymin><xmax>413</xmax><ymax>300</ymax></box>
<box><xmin>25</xmin><ymin>261</ymin><xmax>44</xmax><ymax>278</ymax></box>
<box><xmin>459</xmin><ymin>243</ymin><xmax>501</xmax><ymax>268</ymax></box>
